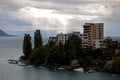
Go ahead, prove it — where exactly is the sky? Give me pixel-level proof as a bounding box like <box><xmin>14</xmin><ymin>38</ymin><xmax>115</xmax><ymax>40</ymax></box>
<box><xmin>0</xmin><ymin>0</ymin><xmax>120</xmax><ymax>37</ymax></box>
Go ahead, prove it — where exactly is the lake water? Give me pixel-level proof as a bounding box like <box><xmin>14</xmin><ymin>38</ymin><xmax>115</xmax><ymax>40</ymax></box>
<box><xmin>0</xmin><ymin>37</ymin><xmax>120</xmax><ymax>80</ymax></box>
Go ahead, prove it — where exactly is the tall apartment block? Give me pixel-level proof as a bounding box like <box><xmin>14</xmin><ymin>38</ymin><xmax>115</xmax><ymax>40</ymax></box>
<box><xmin>83</xmin><ymin>23</ymin><xmax>104</xmax><ymax>48</ymax></box>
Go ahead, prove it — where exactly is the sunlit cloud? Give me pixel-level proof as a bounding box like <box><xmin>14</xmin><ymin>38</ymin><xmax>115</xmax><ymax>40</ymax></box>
<box><xmin>0</xmin><ymin>0</ymin><xmax>120</xmax><ymax>36</ymax></box>
<box><xmin>21</xmin><ymin>6</ymin><xmax>98</xmax><ymax>20</ymax></box>
<box><xmin>19</xmin><ymin>6</ymin><xmax>98</xmax><ymax>29</ymax></box>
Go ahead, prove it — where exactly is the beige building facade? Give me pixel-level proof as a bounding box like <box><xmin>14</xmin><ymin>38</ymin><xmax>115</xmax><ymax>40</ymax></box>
<box><xmin>83</xmin><ymin>23</ymin><xmax>104</xmax><ymax>48</ymax></box>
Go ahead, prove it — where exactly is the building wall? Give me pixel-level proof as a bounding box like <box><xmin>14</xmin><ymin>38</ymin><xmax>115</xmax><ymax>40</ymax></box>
<box><xmin>90</xmin><ymin>24</ymin><xmax>99</xmax><ymax>47</ymax></box>
<box><xmin>97</xmin><ymin>23</ymin><xmax>104</xmax><ymax>40</ymax></box>
<box><xmin>57</xmin><ymin>33</ymin><xmax>68</xmax><ymax>44</ymax></box>
<box><xmin>48</xmin><ymin>37</ymin><xmax>57</xmax><ymax>44</ymax></box>
<box><xmin>83</xmin><ymin>23</ymin><xmax>104</xmax><ymax>48</ymax></box>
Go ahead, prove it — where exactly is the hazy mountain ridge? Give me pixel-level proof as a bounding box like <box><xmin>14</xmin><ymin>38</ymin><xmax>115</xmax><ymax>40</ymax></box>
<box><xmin>0</xmin><ymin>29</ymin><xmax>15</xmax><ymax>37</ymax></box>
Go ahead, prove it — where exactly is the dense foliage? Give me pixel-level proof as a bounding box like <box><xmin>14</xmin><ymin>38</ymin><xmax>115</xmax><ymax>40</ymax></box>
<box><xmin>30</xmin><ymin>46</ymin><xmax>49</xmax><ymax>66</ymax></box>
<box><xmin>21</xmin><ymin>30</ymin><xmax>120</xmax><ymax>74</ymax></box>
<box><xmin>47</xmin><ymin>41</ymin><xmax>64</xmax><ymax>65</ymax></box>
<box><xmin>64</xmin><ymin>35</ymin><xmax>83</xmax><ymax>65</ymax></box>
<box><xmin>34</xmin><ymin>29</ymin><xmax>42</xmax><ymax>48</ymax></box>
<box><xmin>23</xmin><ymin>34</ymin><xmax>32</xmax><ymax>59</ymax></box>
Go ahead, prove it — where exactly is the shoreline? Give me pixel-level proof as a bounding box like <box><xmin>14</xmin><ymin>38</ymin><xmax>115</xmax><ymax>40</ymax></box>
<box><xmin>7</xmin><ymin>59</ymin><xmax>120</xmax><ymax>74</ymax></box>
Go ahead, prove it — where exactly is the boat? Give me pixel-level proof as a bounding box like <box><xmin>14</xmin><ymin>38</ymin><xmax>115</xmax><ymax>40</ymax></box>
<box><xmin>74</xmin><ymin>68</ymin><xmax>84</xmax><ymax>72</ymax></box>
<box><xmin>87</xmin><ymin>69</ymin><xmax>95</xmax><ymax>73</ymax></box>
<box><xmin>7</xmin><ymin>59</ymin><xmax>19</xmax><ymax>64</ymax></box>
<box><xmin>18</xmin><ymin>62</ymin><xmax>27</xmax><ymax>66</ymax></box>
<box><xmin>58</xmin><ymin>67</ymin><xmax>65</xmax><ymax>70</ymax></box>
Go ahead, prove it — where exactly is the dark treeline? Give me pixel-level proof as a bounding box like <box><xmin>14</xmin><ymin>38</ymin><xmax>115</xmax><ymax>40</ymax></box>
<box><xmin>20</xmin><ymin>30</ymin><xmax>120</xmax><ymax>74</ymax></box>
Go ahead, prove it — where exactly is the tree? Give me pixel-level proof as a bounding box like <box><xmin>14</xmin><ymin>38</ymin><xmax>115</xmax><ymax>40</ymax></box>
<box><xmin>111</xmin><ymin>57</ymin><xmax>120</xmax><ymax>73</ymax></box>
<box><xmin>47</xmin><ymin>41</ymin><xmax>64</xmax><ymax>65</ymax></box>
<box><xmin>105</xmin><ymin>57</ymin><xmax>120</xmax><ymax>73</ymax></box>
<box><xmin>34</xmin><ymin>29</ymin><xmax>42</xmax><ymax>48</ymax></box>
<box><xmin>23</xmin><ymin>34</ymin><xmax>32</xmax><ymax>59</ymax></box>
<box><xmin>102</xmin><ymin>37</ymin><xmax>119</xmax><ymax>58</ymax></box>
<box><xmin>64</xmin><ymin>35</ymin><xmax>83</xmax><ymax>65</ymax></box>
<box><xmin>93</xmin><ymin>48</ymin><xmax>103</xmax><ymax>59</ymax></box>
<box><xmin>57</xmin><ymin>41</ymin><xmax>64</xmax><ymax>65</ymax></box>
<box><xmin>103</xmin><ymin>37</ymin><xmax>114</xmax><ymax>49</ymax></box>
<box><xmin>47</xmin><ymin>45</ymin><xmax>58</xmax><ymax>65</ymax></box>
<box><xmin>83</xmin><ymin>47</ymin><xmax>93</xmax><ymax>58</ymax></box>
<box><xmin>30</xmin><ymin>46</ymin><xmax>49</xmax><ymax>66</ymax></box>
<box><xmin>65</xmin><ymin>34</ymin><xmax>82</xmax><ymax>59</ymax></box>
<box><xmin>64</xmin><ymin>38</ymin><xmax>76</xmax><ymax>65</ymax></box>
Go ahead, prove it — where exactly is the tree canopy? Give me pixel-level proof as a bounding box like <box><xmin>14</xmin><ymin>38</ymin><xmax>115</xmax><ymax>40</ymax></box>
<box><xmin>34</xmin><ymin>29</ymin><xmax>43</xmax><ymax>48</ymax></box>
<box><xmin>30</xmin><ymin>46</ymin><xmax>49</xmax><ymax>66</ymax></box>
<box><xmin>23</xmin><ymin>34</ymin><xmax>32</xmax><ymax>59</ymax></box>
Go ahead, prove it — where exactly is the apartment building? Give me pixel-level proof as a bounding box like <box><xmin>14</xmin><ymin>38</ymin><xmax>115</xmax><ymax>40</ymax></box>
<box><xmin>83</xmin><ymin>23</ymin><xmax>104</xmax><ymax>48</ymax></box>
<box><xmin>57</xmin><ymin>33</ymin><xmax>68</xmax><ymax>44</ymax></box>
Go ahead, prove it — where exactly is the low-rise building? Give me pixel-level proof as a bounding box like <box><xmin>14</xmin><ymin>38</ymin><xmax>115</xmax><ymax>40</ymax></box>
<box><xmin>57</xmin><ymin>33</ymin><xmax>68</xmax><ymax>44</ymax></box>
<box><xmin>68</xmin><ymin>32</ymin><xmax>82</xmax><ymax>39</ymax></box>
<box><xmin>48</xmin><ymin>37</ymin><xmax>57</xmax><ymax>44</ymax></box>
<box><xmin>48</xmin><ymin>31</ymin><xmax>82</xmax><ymax>45</ymax></box>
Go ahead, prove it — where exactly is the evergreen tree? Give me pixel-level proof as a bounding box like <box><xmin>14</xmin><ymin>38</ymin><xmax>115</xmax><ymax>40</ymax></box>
<box><xmin>47</xmin><ymin>41</ymin><xmax>64</xmax><ymax>65</ymax></box>
<box><xmin>64</xmin><ymin>39</ymin><xmax>76</xmax><ymax>64</ymax></box>
<box><xmin>64</xmin><ymin>35</ymin><xmax>82</xmax><ymax>59</ymax></box>
<box><xmin>57</xmin><ymin>41</ymin><xmax>64</xmax><ymax>65</ymax></box>
<box><xmin>23</xmin><ymin>34</ymin><xmax>32</xmax><ymax>59</ymax></box>
<box><xmin>30</xmin><ymin>46</ymin><xmax>49</xmax><ymax>66</ymax></box>
<box><xmin>69</xmin><ymin>34</ymin><xmax>82</xmax><ymax>58</ymax></box>
<box><xmin>102</xmin><ymin>37</ymin><xmax>119</xmax><ymax>59</ymax></box>
<box><xmin>64</xmin><ymin>34</ymin><xmax>82</xmax><ymax>65</ymax></box>
<box><xmin>47</xmin><ymin>45</ymin><xmax>58</xmax><ymax>65</ymax></box>
<box><xmin>34</xmin><ymin>29</ymin><xmax>42</xmax><ymax>48</ymax></box>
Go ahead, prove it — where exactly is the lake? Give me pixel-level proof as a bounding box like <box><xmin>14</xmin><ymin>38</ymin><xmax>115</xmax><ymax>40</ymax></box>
<box><xmin>0</xmin><ymin>37</ymin><xmax>119</xmax><ymax>80</ymax></box>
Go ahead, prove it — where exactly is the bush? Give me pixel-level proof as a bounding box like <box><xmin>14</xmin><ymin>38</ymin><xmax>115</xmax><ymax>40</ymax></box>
<box><xmin>71</xmin><ymin>60</ymin><xmax>80</xmax><ymax>67</ymax></box>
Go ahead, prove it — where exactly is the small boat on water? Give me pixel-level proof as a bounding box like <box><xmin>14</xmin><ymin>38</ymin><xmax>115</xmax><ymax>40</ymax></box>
<box><xmin>58</xmin><ymin>67</ymin><xmax>65</xmax><ymax>70</ymax></box>
<box><xmin>74</xmin><ymin>68</ymin><xmax>84</xmax><ymax>72</ymax></box>
<box><xmin>8</xmin><ymin>59</ymin><xmax>28</xmax><ymax>66</ymax></box>
<box><xmin>7</xmin><ymin>59</ymin><xmax>19</xmax><ymax>64</ymax></box>
<box><xmin>18</xmin><ymin>63</ymin><xmax>27</xmax><ymax>66</ymax></box>
<box><xmin>18</xmin><ymin>62</ymin><xmax>27</xmax><ymax>66</ymax></box>
<box><xmin>87</xmin><ymin>69</ymin><xmax>95</xmax><ymax>73</ymax></box>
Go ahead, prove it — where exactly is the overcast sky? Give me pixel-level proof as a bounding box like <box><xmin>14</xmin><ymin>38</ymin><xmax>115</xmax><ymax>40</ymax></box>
<box><xmin>0</xmin><ymin>0</ymin><xmax>120</xmax><ymax>36</ymax></box>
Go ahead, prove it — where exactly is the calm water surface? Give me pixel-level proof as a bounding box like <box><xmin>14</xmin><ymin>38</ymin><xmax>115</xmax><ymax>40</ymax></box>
<box><xmin>0</xmin><ymin>37</ymin><xmax>120</xmax><ymax>80</ymax></box>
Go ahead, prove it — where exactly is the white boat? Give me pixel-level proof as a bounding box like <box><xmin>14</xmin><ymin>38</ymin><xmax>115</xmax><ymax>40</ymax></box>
<box><xmin>74</xmin><ymin>68</ymin><xmax>84</xmax><ymax>72</ymax></box>
<box><xmin>87</xmin><ymin>69</ymin><xmax>94</xmax><ymax>73</ymax></box>
<box><xmin>58</xmin><ymin>67</ymin><xmax>65</xmax><ymax>70</ymax></box>
<box><xmin>18</xmin><ymin>62</ymin><xmax>27</xmax><ymax>66</ymax></box>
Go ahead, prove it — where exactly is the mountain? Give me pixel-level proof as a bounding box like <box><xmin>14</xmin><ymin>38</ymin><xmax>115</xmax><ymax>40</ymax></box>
<box><xmin>0</xmin><ymin>29</ymin><xmax>15</xmax><ymax>37</ymax></box>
